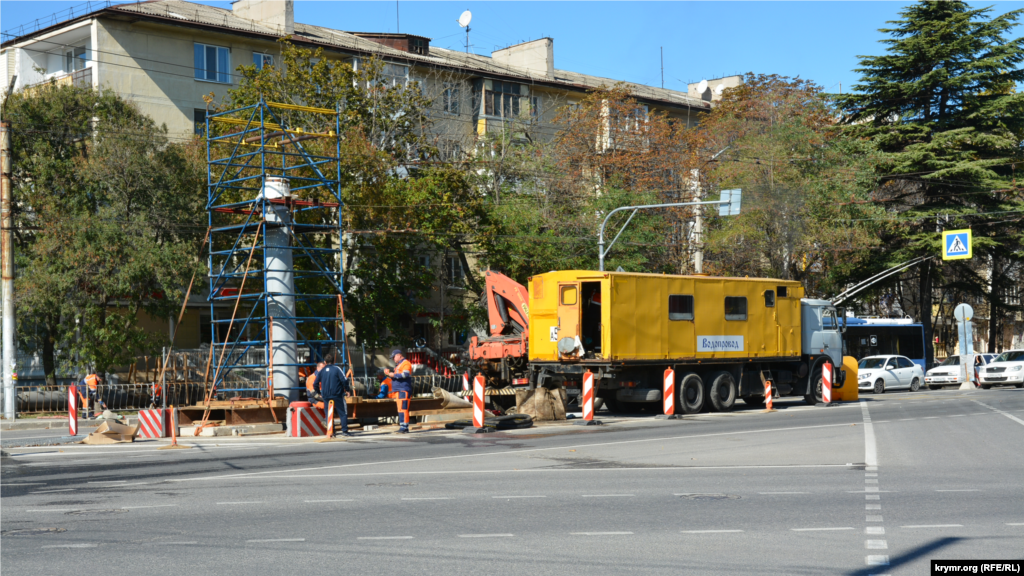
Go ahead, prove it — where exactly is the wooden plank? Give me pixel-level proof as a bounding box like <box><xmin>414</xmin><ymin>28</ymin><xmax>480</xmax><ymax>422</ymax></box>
<box><xmin>409</xmin><ymin>409</ymin><xmax>472</xmax><ymax>417</ymax></box>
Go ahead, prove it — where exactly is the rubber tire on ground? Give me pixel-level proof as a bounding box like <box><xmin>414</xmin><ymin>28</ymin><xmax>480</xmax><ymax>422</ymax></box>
<box><xmin>707</xmin><ymin>371</ymin><xmax>737</xmax><ymax>412</ymax></box>
<box><xmin>980</xmin><ymin>385</ymin><xmax>992</xmax><ymax>390</ymax></box>
<box><xmin>741</xmin><ymin>395</ymin><xmax>766</xmax><ymax>407</ymax></box>
<box><xmin>804</xmin><ymin>369</ymin><xmax>824</xmax><ymax>405</ymax></box>
<box><xmin>873</xmin><ymin>379</ymin><xmax>885</xmax><ymax>394</ymax></box>
<box><xmin>679</xmin><ymin>373</ymin><xmax>704</xmax><ymax>414</ymax></box>
<box><xmin>928</xmin><ymin>385</ymin><xmax>940</xmax><ymax>390</ymax></box>
<box><xmin>910</xmin><ymin>377</ymin><xmax>921</xmax><ymax>392</ymax></box>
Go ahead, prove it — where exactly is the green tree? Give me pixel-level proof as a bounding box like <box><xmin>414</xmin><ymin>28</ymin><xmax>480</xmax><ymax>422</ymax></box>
<box><xmin>836</xmin><ymin>1</ymin><xmax>1024</xmax><ymax>359</ymax></box>
<box><xmin>5</xmin><ymin>83</ymin><xmax>206</xmax><ymax>382</ymax></box>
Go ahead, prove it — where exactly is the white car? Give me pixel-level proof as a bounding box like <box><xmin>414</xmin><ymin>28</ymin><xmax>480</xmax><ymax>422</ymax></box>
<box><xmin>858</xmin><ymin>355</ymin><xmax>925</xmax><ymax>393</ymax></box>
<box><xmin>978</xmin><ymin>349</ymin><xmax>1024</xmax><ymax>389</ymax></box>
<box><xmin>924</xmin><ymin>354</ymin><xmax>991</xmax><ymax>389</ymax></box>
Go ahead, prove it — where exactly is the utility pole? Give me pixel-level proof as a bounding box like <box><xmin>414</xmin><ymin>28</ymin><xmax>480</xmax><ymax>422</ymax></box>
<box><xmin>1</xmin><ymin>121</ymin><xmax>16</xmax><ymax>420</ymax></box>
<box><xmin>691</xmin><ymin>146</ymin><xmax>732</xmax><ymax>273</ymax></box>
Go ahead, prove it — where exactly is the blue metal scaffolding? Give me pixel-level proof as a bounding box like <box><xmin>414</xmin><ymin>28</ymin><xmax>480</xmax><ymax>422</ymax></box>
<box><xmin>205</xmin><ymin>99</ymin><xmax>345</xmax><ymax>400</ymax></box>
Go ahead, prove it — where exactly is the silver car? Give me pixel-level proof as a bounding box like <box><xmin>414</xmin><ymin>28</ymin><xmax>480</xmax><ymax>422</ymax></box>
<box><xmin>925</xmin><ymin>354</ymin><xmax>991</xmax><ymax>389</ymax></box>
<box><xmin>858</xmin><ymin>355</ymin><xmax>925</xmax><ymax>393</ymax></box>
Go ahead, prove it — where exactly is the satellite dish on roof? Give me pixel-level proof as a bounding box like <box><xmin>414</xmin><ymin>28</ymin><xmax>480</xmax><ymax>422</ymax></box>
<box><xmin>714</xmin><ymin>84</ymin><xmax>725</xmax><ymax>95</ymax></box>
<box><xmin>458</xmin><ymin>10</ymin><xmax>472</xmax><ymax>27</ymax></box>
<box><xmin>697</xmin><ymin>79</ymin><xmax>708</xmax><ymax>93</ymax></box>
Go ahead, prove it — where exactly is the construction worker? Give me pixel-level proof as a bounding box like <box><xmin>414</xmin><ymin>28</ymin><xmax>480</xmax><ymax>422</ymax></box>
<box><xmin>375</xmin><ymin>373</ymin><xmax>392</xmax><ymax>399</ymax></box>
<box><xmin>306</xmin><ymin>360</ymin><xmax>326</xmax><ymax>405</ymax></box>
<box><xmin>384</xmin><ymin>349</ymin><xmax>412</xmax><ymax>433</ymax></box>
<box><xmin>79</xmin><ymin>372</ymin><xmax>107</xmax><ymax>414</ymax></box>
<box><xmin>312</xmin><ymin>354</ymin><xmax>353</xmax><ymax>437</ymax></box>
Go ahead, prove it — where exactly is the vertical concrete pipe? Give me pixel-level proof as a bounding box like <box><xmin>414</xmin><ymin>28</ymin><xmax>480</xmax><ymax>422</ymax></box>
<box><xmin>262</xmin><ymin>178</ymin><xmax>299</xmax><ymax>401</ymax></box>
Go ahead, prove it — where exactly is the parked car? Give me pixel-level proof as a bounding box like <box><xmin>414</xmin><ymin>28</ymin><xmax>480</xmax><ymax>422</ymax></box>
<box><xmin>924</xmin><ymin>354</ymin><xmax>992</xmax><ymax>389</ymax></box>
<box><xmin>978</xmin><ymin>349</ymin><xmax>1024</xmax><ymax>389</ymax></box>
<box><xmin>858</xmin><ymin>355</ymin><xmax>925</xmax><ymax>393</ymax></box>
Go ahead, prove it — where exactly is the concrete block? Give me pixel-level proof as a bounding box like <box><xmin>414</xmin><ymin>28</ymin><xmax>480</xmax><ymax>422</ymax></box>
<box><xmin>180</xmin><ymin>423</ymin><xmax>284</xmax><ymax>437</ymax></box>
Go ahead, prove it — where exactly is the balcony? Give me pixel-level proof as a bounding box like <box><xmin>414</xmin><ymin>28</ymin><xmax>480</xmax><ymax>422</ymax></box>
<box><xmin>22</xmin><ymin>67</ymin><xmax>92</xmax><ymax>96</ymax></box>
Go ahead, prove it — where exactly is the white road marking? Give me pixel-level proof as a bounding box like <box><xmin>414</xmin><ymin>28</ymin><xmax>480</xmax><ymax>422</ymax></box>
<box><xmin>41</xmin><ymin>544</ymin><xmax>97</xmax><ymax>548</ymax></box>
<box><xmin>935</xmin><ymin>489</ymin><xmax>979</xmax><ymax>492</ymax></box>
<box><xmin>900</xmin><ymin>524</ymin><xmax>963</xmax><ymax>529</ymax></box>
<box><xmin>305</xmin><ymin>499</ymin><xmax>353</xmax><ymax>503</ymax></box>
<box><xmin>1007</xmin><ymin>523</ymin><xmax>1024</xmax><ymax>526</ymax></box>
<box><xmin>26</xmin><ymin>509</ymin><xmax>75</xmax><ymax>513</ymax></box>
<box><xmin>866</xmin><ymin>527</ymin><xmax>885</xmax><ymax>535</ymax></box>
<box><xmin>163</xmin><ymin>421</ymin><xmax>866</xmax><ymax>483</ymax></box>
<box><xmin>681</xmin><ymin>530</ymin><xmax>743</xmax><ymax>533</ymax></box>
<box><xmin>152</xmin><ymin>542</ymin><xmax>197</xmax><ymax>545</ymax></box>
<box><xmin>216</xmin><ymin>501</ymin><xmax>265</xmax><ymax>505</ymax></box>
<box><xmin>791</xmin><ymin>527</ymin><xmax>854</xmax><ymax>532</ymax></box>
<box><xmin>571</xmin><ymin>531</ymin><xmax>634</xmax><ymax>536</ymax></box>
<box><xmin>492</xmin><ymin>495</ymin><xmax>546</xmax><ymax>499</ymax></box>
<box><xmin>584</xmin><ymin>494</ymin><xmax>634</xmax><ymax>498</ymax></box>
<box><xmin>865</xmin><ymin>540</ymin><xmax>888</xmax><ymax>549</ymax></box>
<box><xmin>970</xmin><ymin>399</ymin><xmax>1024</xmax><ymax>427</ymax></box>
<box><xmin>358</xmin><ymin>536</ymin><xmax>413</xmax><ymax>540</ymax></box>
<box><xmin>457</xmin><ymin>534</ymin><xmax>513</xmax><ymax>538</ymax></box>
<box><xmin>866</xmin><ymin>555</ymin><xmax>890</xmax><ymax>566</ymax></box>
<box><xmin>401</xmin><ymin>497</ymin><xmax>451</xmax><ymax>501</ymax></box>
<box><xmin>860</xmin><ymin>401</ymin><xmax>877</xmax><ymax>467</ymax></box>
<box><xmin>758</xmin><ymin>492</ymin><xmax>809</xmax><ymax>495</ymax></box>
<box><xmin>87</xmin><ymin>481</ymin><xmax>127</xmax><ymax>484</ymax></box>
<box><xmin>30</xmin><ymin>488</ymin><xmax>75</xmax><ymax>493</ymax></box>
<box><xmin>867</xmin><ymin>516</ymin><xmax>883</xmax><ymax>522</ymax></box>
<box><xmin>1</xmin><ymin>482</ymin><xmax>47</xmax><ymax>486</ymax></box>
<box><xmin>247</xmin><ymin>538</ymin><xmax>305</xmax><ymax>543</ymax></box>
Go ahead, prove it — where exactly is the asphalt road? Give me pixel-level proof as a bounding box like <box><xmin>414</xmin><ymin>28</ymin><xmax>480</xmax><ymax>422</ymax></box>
<box><xmin>2</xmin><ymin>389</ymin><xmax>1023</xmax><ymax>575</ymax></box>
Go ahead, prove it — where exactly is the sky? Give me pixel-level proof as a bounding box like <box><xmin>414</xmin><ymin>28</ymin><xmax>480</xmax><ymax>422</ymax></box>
<box><xmin>2</xmin><ymin>0</ymin><xmax>1023</xmax><ymax>94</ymax></box>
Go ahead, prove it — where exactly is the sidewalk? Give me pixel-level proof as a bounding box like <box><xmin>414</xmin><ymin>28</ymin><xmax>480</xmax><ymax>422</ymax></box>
<box><xmin>2</xmin><ymin>416</ymin><xmax>139</xmax><ymax>430</ymax></box>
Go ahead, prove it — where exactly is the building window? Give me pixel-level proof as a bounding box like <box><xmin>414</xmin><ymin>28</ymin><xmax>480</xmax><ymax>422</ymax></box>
<box><xmin>65</xmin><ymin>46</ymin><xmax>87</xmax><ymax>72</ymax></box>
<box><xmin>417</xmin><ymin>255</ymin><xmax>430</xmax><ymax>269</ymax></box>
<box><xmin>410</xmin><ymin>37</ymin><xmax>428</xmax><ymax>56</ymax></box>
<box><xmin>530</xmin><ymin>95</ymin><xmax>542</xmax><ymax>121</ymax></box>
<box><xmin>668</xmin><ymin>295</ymin><xmax>694</xmax><ymax>321</ymax></box>
<box><xmin>442</xmin><ymin>82</ymin><xmax>460</xmax><ymax>114</ymax></box>
<box><xmin>764</xmin><ymin>290</ymin><xmax>775</xmax><ymax>308</ymax></box>
<box><xmin>253</xmin><ymin>52</ymin><xmax>273</xmax><ymax>70</ymax></box>
<box><xmin>445</xmin><ymin>256</ymin><xmax>464</xmax><ymax>287</ymax></box>
<box><xmin>194</xmin><ymin>109</ymin><xmax>207</xmax><ymax>136</ymax></box>
<box><xmin>725</xmin><ymin>297</ymin><xmax>748</xmax><ymax>321</ymax></box>
<box><xmin>438</xmin><ymin>139</ymin><xmax>462</xmax><ymax>161</ymax></box>
<box><xmin>485</xmin><ymin>81</ymin><xmax>521</xmax><ymax>118</ymax></box>
<box><xmin>194</xmin><ymin>43</ymin><xmax>231</xmax><ymax>83</ymax></box>
<box><xmin>367</xmin><ymin>62</ymin><xmax>408</xmax><ymax>88</ymax></box>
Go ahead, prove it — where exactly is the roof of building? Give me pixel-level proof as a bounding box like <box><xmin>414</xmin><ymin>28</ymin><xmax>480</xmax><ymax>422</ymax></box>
<box><xmin>3</xmin><ymin>0</ymin><xmax>709</xmax><ymax>111</ymax></box>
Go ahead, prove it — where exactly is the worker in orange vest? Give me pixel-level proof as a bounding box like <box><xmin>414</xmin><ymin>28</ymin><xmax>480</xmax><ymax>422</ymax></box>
<box><xmin>79</xmin><ymin>373</ymin><xmax>107</xmax><ymax>413</ymax></box>
<box><xmin>384</xmin><ymin>349</ymin><xmax>412</xmax><ymax>433</ymax></box>
<box><xmin>306</xmin><ymin>360</ymin><xmax>326</xmax><ymax>409</ymax></box>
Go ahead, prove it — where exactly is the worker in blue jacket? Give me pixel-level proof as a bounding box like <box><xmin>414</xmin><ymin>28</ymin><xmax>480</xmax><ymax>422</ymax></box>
<box><xmin>384</xmin><ymin>349</ymin><xmax>412</xmax><ymax>433</ymax></box>
<box><xmin>312</xmin><ymin>354</ymin><xmax>353</xmax><ymax>437</ymax></box>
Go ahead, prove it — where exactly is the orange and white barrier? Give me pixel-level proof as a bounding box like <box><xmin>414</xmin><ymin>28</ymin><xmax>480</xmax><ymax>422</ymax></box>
<box><xmin>68</xmin><ymin>387</ymin><xmax>78</xmax><ymax>436</ymax></box>
<box><xmin>138</xmin><ymin>408</ymin><xmax>170</xmax><ymax>438</ymax></box>
<box><xmin>663</xmin><ymin>368</ymin><xmax>675</xmax><ymax>416</ymax></box>
<box><xmin>288</xmin><ymin>404</ymin><xmax>326</xmax><ymax>437</ymax></box>
<box><xmin>764</xmin><ymin>378</ymin><xmax>774</xmax><ymax>411</ymax></box>
<box><xmin>326</xmin><ymin>400</ymin><xmax>336</xmax><ymax>437</ymax></box>
<box><xmin>822</xmin><ymin>362</ymin><xmax>833</xmax><ymax>404</ymax></box>
<box><xmin>462</xmin><ymin>372</ymin><xmax>470</xmax><ymax>393</ymax></box>
<box><xmin>582</xmin><ymin>370</ymin><xmax>595</xmax><ymax>421</ymax></box>
<box><xmin>473</xmin><ymin>375</ymin><xmax>486</xmax><ymax>428</ymax></box>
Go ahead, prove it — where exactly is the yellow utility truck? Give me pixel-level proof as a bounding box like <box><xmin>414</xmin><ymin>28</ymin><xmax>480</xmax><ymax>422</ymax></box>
<box><xmin>470</xmin><ymin>270</ymin><xmax>847</xmax><ymax>412</ymax></box>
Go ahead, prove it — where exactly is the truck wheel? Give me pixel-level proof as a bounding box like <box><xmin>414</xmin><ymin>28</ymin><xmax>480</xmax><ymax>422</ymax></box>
<box><xmin>679</xmin><ymin>373</ymin><xmax>704</xmax><ymax>414</ymax></box>
<box><xmin>804</xmin><ymin>369</ymin><xmax>824</xmax><ymax>405</ymax></box>
<box><xmin>708</xmin><ymin>371</ymin><xmax>737</xmax><ymax>412</ymax></box>
<box><xmin>742</xmin><ymin>395</ymin><xmax>766</xmax><ymax>407</ymax></box>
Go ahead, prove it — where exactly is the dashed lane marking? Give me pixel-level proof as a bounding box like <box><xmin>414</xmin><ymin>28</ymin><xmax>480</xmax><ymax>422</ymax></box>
<box><xmin>865</xmin><ymin>540</ymin><xmax>889</xmax><ymax>549</ymax></box>
<box><xmin>1007</xmin><ymin>523</ymin><xmax>1024</xmax><ymax>526</ymax></box>
<box><xmin>247</xmin><ymin>538</ymin><xmax>305</xmax><ymax>543</ymax></box>
<box><xmin>681</xmin><ymin>530</ymin><xmax>743</xmax><ymax>534</ymax></box>
<box><xmin>0</xmin><ymin>483</ymin><xmax>46</xmax><ymax>486</ymax></box>
<box><xmin>571</xmin><ymin>532</ymin><xmax>634</xmax><ymax>536</ymax></box>
<box><xmin>41</xmin><ymin>544</ymin><xmax>97</xmax><ymax>549</ymax></box>
<box><xmin>791</xmin><ymin>527</ymin><xmax>854</xmax><ymax>532</ymax></box>
<box><xmin>900</xmin><ymin>524</ymin><xmax>963</xmax><ymax>529</ymax></box>
<box><xmin>30</xmin><ymin>489</ymin><xmax>75</xmax><ymax>493</ymax></box>
<box><xmin>866</xmin><ymin>555</ymin><xmax>890</xmax><ymax>566</ymax></box>
<box><xmin>357</xmin><ymin>536</ymin><xmax>413</xmax><ymax>540</ymax></box>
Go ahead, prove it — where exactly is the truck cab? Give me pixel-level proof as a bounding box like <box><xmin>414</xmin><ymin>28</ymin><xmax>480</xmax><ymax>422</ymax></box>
<box><xmin>800</xmin><ymin>298</ymin><xmax>846</xmax><ymax>386</ymax></box>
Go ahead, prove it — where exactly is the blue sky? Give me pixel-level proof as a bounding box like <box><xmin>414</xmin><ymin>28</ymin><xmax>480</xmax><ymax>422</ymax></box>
<box><xmin>3</xmin><ymin>1</ymin><xmax>1022</xmax><ymax>94</ymax></box>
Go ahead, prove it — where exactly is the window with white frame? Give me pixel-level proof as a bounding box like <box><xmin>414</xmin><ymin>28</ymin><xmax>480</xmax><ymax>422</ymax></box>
<box><xmin>445</xmin><ymin>256</ymin><xmax>464</xmax><ymax>287</ymax></box>
<box><xmin>194</xmin><ymin>43</ymin><xmax>231</xmax><ymax>83</ymax></box>
<box><xmin>379</xmin><ymin>63</ymin><xmax>409</xmax><ymax>87</ymax></box>
<box><xmin>442</xmin><ymin>82</ymin><xmax>460</xmax><ymax>114</ymax></box>
<box><xmin>253</xmin><ymin>52</ymin><xmax>273</xmax><ymax>70</ymax></box>
<box><xmin>65</xmin><ymin>46</ymin><xmax>87</xmax><ymax>72</ymax></box>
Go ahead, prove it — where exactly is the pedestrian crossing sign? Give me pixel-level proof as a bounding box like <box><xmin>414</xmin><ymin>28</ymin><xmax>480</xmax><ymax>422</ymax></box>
<box><xmin>942</xmin><ymin>229</ymin><xmax>972</xmax><ymax>261</ymax></box>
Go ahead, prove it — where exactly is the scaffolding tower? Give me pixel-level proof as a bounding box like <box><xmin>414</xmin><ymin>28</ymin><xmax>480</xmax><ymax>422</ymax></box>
<box><xmin>205</xmin><ymin>99</ymin><xmax>344</xmax><ymax>401</ymax></box>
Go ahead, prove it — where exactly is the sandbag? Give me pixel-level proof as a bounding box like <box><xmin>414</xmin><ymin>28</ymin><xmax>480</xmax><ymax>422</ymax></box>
<box><xmin>514</xmin><ymin>387</ymin><xmax>567</xmax><ymax>421</ymax></box>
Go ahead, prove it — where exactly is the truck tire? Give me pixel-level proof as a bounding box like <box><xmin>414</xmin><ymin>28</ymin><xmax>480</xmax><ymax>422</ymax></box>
<box><xmin>679</xmin><ymin>373</ymin><xmax>704</xmax><ymax>414</ymax></box>
<box><xmin>708</xmin><ymin>371</ymin><xmax>737</xmax><ymax>412</ymax></box>
<box><xmin>804</xmin><ymin>368</ymin><xmax>824</xmax><ymax>405</ymax></box>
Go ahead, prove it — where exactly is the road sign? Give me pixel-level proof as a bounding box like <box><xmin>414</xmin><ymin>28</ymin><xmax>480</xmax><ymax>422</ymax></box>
<box><xmin>719</xmin><ymin>189</ymin><xmax>742</xmax><ymax>216</ymax></box>
<box><xmin>954</xmin><ymin>303</ymin><xmax>973</xmax><ymax>322</ymax></box>
<box><xmin>942</xmin><ymin>229</ymin><xmax>972</xmax><ymax>260</ymax></box>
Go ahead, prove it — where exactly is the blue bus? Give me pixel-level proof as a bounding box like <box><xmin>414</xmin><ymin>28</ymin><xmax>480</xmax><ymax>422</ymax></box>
<box><xmin>842</xmin><ymin>317</ymin><xmax>927</xmax><ymax>371</ymax></box>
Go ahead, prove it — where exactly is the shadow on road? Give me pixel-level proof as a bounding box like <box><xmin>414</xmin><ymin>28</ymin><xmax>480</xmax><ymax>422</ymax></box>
<box><xmin>846</xmin><ymin>537</ymin><xmax>962</xmax><ymax>576</ymax></box>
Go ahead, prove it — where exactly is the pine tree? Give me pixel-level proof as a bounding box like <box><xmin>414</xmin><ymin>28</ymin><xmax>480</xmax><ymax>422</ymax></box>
<box><xmin>837</xmin><ymin>1</ymin><xmax>1024</xmax><ymax>361</ymax></box>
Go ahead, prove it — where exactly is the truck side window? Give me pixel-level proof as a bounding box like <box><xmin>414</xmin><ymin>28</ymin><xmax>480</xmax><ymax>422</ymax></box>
<box><xmin>764</xmin><ymin>290</ymin><xmax>775</xmax><ymax>307</ymax></box>
<box><xmin>724</xmin><ymin>297</ymin><xmax>747</xmax><ymax>321</ymax></box>
<box><xmin>777</xmin><ymin>286</ymin><xmax>788</xmax><ymax>298</ymax></box>
<box><xmin>669</xmin><ymin>295</ymin><xmax>694</xmax><ymax>321</ymax></box>
<box><xmin>560</xmin><ymin>285</ymin><xmax>577</xmax><ymax>306</ymax></box>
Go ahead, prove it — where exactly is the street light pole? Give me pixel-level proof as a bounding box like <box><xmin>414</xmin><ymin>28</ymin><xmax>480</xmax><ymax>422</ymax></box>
<box><xmin>598</xmin><ymin>200</ymin><xmax>730</xmax><ymax>271</ymax></box>
<box><xmin>1</xmin><ymin>121</ymin><xmax>16</xmax><ymax>420</ymax></box>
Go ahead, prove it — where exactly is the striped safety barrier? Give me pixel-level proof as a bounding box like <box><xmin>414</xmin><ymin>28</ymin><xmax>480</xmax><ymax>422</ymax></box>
<box><xmin>582</xmin><ymin>370</ymin><xmax>594</xmax><ymax>421</ymax></box>
<box><xmin>462</xmin><ymin>372</ymin><xmax>470</xmax><ymax>392</ymax></box>
<box><xmin>822</xmin><ymin>362</ymin><xmax>833</xmax><ymax>404</ymax></box>
<box><xmin>472</xmin><ymin>375</ymin><xmax>485</xmax><ymax>429</ymax></box>
<box><xmin>288</xmin><ymin>405</ymin><xmax>326</xmax><ymax>437</ymax></box>
<box><xmin>138</xmin><ymin>408</ymin><xmax>170</xmax><ymax>438</ymax></box>
<box><xmin>663</xmin><ymin>368</ymin><xmax>675</xmax><ymax>416</ymax></box>
<box><xmin>68</xmin><ymin>387</ymin><xmax>78</xmax><ymax>436</ymax></box>
<box><xmin>764</xmin><ymin>378</ymin><xmax>774</xmax><ymax>411</ymax></box>
<box><xmin>326</xmin><ymin>400</ymin><xmax>336</xmax><ymax>437</ymax></box>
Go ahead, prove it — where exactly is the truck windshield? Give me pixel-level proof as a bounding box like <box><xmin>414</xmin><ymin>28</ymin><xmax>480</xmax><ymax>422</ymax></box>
<box><xmin>994</xmin><ymin>351</ymin><xmax>1024</xmax><ymax>363</ymax></box>
<box><xmin>939</xmin><ymin>356</ymin><xmax>961</xmax><ymax>366</ymax></box>
<box><xmin>859</xmin><ymin>358</ymin><xmax>887</xmax><ymax>369</ymax></box>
